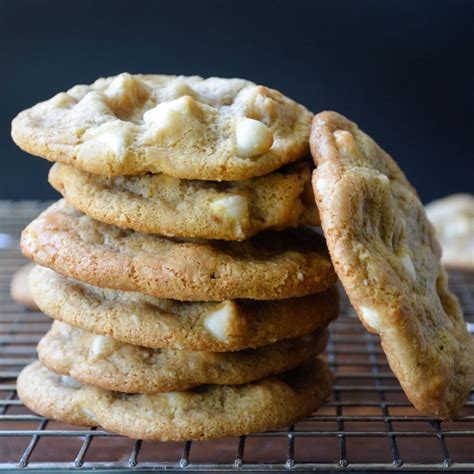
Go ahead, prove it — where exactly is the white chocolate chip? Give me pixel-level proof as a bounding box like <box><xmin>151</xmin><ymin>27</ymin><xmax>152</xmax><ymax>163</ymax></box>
<box><xmin>209</xmin><ymin>195</ymin><xmax>249</xmax><ymax>239</ymax></box>
<box><xmin>105</xmin><ymin>73</ymin><xmax>131</xmax><ymax>97</ymax></box>
<box><xmin>96</xmin><ymin>131</ymin><xmax>128</xmax><ymax>160</ymax></box>
<box><xmin>316</xmin><ymin>177</ymin><xmax>331</xmax><ymax>196</ymax></box>
<box><xmin>81</xmin><ymin>407</ymin><xmax>98</xmax><ymax>423</ymax></box>
<box><xmin>105</xmin><ymin>72</ymin><xmax>149</xmax><ymax>109</ymax></box>
<box><xmin>143</xmin><ymin>97</ymin><xmax>191</xmax><ymax>133</ymax></box>
<box><xmin>359</xmin><ymin>305</ymin><xmax>382</xmax><ymax>333</ymax></box>
<box><xmin>55</xmin><ymin>321</ymin><xmax>71</xmax><ymax>337</ymax></box>
<box><xmin>234</xmin><ymin>117</ymin><xmax>273</xmax><ymax>158</ymax></box>
<box><xmin>297</xmin><ymin>272</ymin><xmax>305</xmax><ymax>281</ymax></box>
<box><xmin>399</xmin><ymin>252</ymin><xmax>417</xmax><ymax>281</ymax></box>
<box><xmin>48</xmin><ymin>92</ymin><xmax>75</xmax><ymax>110</ymax></box>
<box><xmin>90</xmin><ymin>335</ymin><xmax>116</xmax><ymax>361</ymax></box>
<box><xmin>60</xmin><ymin>375</ymin><xmax>81</xmax><ymax>389</ymax></box>
<box><xmin>210</xmin><ymin>195</ymin><xmax>248</xmax><ymax>220</ymax></box>
<box><xmin>203</xmin><ymin>301</ymin><xmax>236</xmax><ymax>342</ymax></box>
<box><xmin>130</xmin><ymin>314</ymin><xmax>140</xmax><ymax>325</ymax></box>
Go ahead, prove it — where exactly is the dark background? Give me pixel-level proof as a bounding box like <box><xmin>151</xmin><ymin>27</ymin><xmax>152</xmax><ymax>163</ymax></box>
<box><xmin>1</xmin><ymin>0</ymin><xmax>472</xmax><ymax>202</ymax></box>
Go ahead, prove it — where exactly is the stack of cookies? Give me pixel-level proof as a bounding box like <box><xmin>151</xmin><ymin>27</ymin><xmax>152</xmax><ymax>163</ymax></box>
<box><xmin>12</xmin><ymin>74</ymin><xmax>340</xmax><ymax>440</ymax></box>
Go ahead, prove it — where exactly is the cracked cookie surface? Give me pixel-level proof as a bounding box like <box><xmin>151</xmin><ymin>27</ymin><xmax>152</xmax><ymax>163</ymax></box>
<box><xmin>29</xmin><ymin>266</ymin><xmax>338</xmax><ymax>352</ymax></box>
<box><xmin>21</xmin><ymin>200</ymin><xmax>336</xmax><ymax>301</ymax></box>
<box><xmin>38</xmin><ymin>321</ymin><xmax>329</xmax><ymax>393</ymax></box>
<box><xmin>310</xmin><ymin>111</ymin><xmax>474</xmax><ymax>419</ymax></box>
<box><xmin>49</xmin><ymin>161</ymin><xmax>319</xmax><ymax>240</ymax></box>
<box><xmin>12</xmin><ymin>73</ymin><xmax>313</xmax><ymax>181</ymax></box>
<box><xmin>17</xmin><ymin>359</ymin><xmax>332</xmax><ymax>441</ymax></box>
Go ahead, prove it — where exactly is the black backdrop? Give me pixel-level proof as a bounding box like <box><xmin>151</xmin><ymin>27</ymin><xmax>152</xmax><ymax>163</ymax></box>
<box><xmin>1</xmin><ymin>0</ymin><xmax>473</xmax><ymax>202</ymax></box>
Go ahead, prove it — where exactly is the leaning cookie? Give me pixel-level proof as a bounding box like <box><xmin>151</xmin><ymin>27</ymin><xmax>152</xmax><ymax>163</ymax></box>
<box><xmin>21</xmin><ymin>200</ymin><xmax>336</xmax><ymax>301</ymax></box>
<box><xmin>426</xmin><ymin>194</ymin><xmax>473</xmax><ymax>270</ymax></box>
<box><xmin>49</xmin><ymin>161</ymin><xmax>319</xmax><ymax>240</ymax></box>
<box><xmin>18</xmin><ymin>359</ymin><xmax>332</xmax><ymax>441</ymax></box>
<box><xmin>38</xmin><ymin>321</ymin><xmax>329</xmax><ymax>393</ymax></box>
<box><xmin>29</xmin><ymin>266</ymin><xmax>339</xmax><ymax>351</ymax></box>
<box><xmin>10</xmin><ymin>263</ymin><xmax>38</xmax><ymax>311</ymax></box>
<box><xmin>12</xmin><ymin>73</ymin><xmax>313</xmax><ymax>181</ymax></box>
<box><xmin>310</xmin><ymin>111</ymin><xmax>474</xmax><ymax>419</ymax></box>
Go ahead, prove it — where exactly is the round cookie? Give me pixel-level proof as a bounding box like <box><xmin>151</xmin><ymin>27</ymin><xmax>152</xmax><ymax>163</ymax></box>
<box><xmin>10</xmin><ymin>262</ymin><xmax>38</xmax><ymax>310</ymax></box>
<box><xmin>21</xmin><ymin>200</ymin><xmax>337</xmax><ymax>301</ymax></box>
<box><xmin>17</xmin><ymin>359</ymin><xmax>332</xmax><ymax>441</ymax></box>
<box><xmin>11</xmin><ymin>73</ymin><xmax>313</xmax><ymax>181</ymax></box>
<box><xmin>38</xmin><ymin>321</ymin><xmax>329</xmax><ymax>393</ymax></box>
<box><xmin>310</xmin><ymin>111</ymin><xmax>474</xmax><ymax>420</ymax></box>
<box><xmin>29</xmin><ymin>266</ymin><xmax>339</xmax><ymax>351</ymax></box>
<box><xmin>49</xmin><ymin>161</ymin><xmax>319</xmax><ymax>240</ymax></box>
<box><xmin>426</xmin><ymin>194</ymin><xmax>473</xmax><ymax>270</ymax></box>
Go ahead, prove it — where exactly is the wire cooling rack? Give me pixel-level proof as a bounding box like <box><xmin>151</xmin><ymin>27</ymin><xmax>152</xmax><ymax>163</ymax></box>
<box><xmin>0</xmin><ymin>201</ymin><xmax>473</xmax><ymax>472</ymax></box>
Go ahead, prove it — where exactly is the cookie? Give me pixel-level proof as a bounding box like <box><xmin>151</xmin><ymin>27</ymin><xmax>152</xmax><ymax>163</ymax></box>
<box><xmin>11</xmin><ymin>73</ymin><xmax>313</xmax><ymax>181</ymax></box>
<box><xmin>310</xmin><ymin>111</ymin><xmax>474</xmax><ymax>419</ymax></box>
<box><xmin>29</xmin><ymin>266</ymin><xmax>339</xmax><ymax>351</ymax></box>
<box><xmin>10</xmin><ymin>262</ymin><xmax>38</xmax><ymax>310</ymax></box>
<box><xmin>426</xmin><ymin>194</ymin><xmax>474</xmax><ymax>270</ymax></box>
<box><xmin>38</xmin><ymin>321</ymin><xmax>329</xmax><ymax>393</ymax></box>
<box><xmin>17</xmin><ymin>358</ymin><xmax>332</xmax><ymax>441</ymax></box>
<box><xmin>49</xmin><ymin>161</ymin><xmax>319</xmax><ymax>240</ymax></box>
<box><xmin>21</xmin><ymin>200</ymin><xmax>336</xmax><ymax>301</ymax></box>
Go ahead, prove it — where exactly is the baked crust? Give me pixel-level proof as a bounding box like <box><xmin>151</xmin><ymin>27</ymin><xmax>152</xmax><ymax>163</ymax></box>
<box><xmin>21</xmin><ymin>200</ymin><xmax>336</xmax><ymax>301</ymax></box>
<box><xmin>12</xmin><ymin>73</ymin><xmax>313</xmax><ymax>181</ymax></box>
<box><xmin>310</xmin><ymin>111</ymin><xmax>474</xmax><ymax>419</ymax></box>
<box><xmin>17</xmin><ymin>359</ymin><xmax>333</xmax><ymax>441</ymax></box>
<box><xmin>38</xmin><ymin>321</ymin><xmax>329</xmax><ymax>393</ymax></box>
<box><xmin>29</xmin><ymin>265</ymin><xmax>339</xmax><ymax>352</ymax></box>
<box><xmin>49</xmin><ymin>161</ymin><xmax>319</xmax><ymax>241</ymax></box>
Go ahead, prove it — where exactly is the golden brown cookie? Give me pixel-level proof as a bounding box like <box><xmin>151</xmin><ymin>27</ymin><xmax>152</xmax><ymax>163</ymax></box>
<box><xmin>310</xmin><ymin>111</ymin><xmax>474</xmax><ymax>419</ymax></box>
<box><xmin>17</xmin><ymin>359</ymin><xmax>332</xmax><ymax>441</ymax></box>
<box><xmin>11</xmin><ymin>73</ymin><xmax>313</xmax><ymax>181</ymax></box>
<box><xmin>10</xmin><ymin>262</ymin><xmax>38</xmax><ymax>310</ymax></box>
<box><xmin>49</xmin><ymin>161</ymin><xmax>319</xmax><ymax>240</ymax></box>
<box><xmin>38</xmin><ymin>321</ymin><xmax>329</xmax><ymax>393</ymax></box>
<box><xmin>29</xmin><ymin>266</ymin><xmax>339</xmax><ymax>351</ymax></box>
<box><xmin>21</xmin><ymin>200</ymin><xmax>336</xmax><ymax>301</ymax></box>
<box><xmin>426</xmin><ymin>194</ymin><xmax>474</xmax><ymax>270</ymax></box>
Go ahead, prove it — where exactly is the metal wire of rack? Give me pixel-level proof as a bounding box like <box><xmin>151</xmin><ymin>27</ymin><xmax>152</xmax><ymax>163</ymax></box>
<box><xmin>0</xmin><ymin>201</ymin><xmax>472</xmax><ymax>472</ymax></box>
